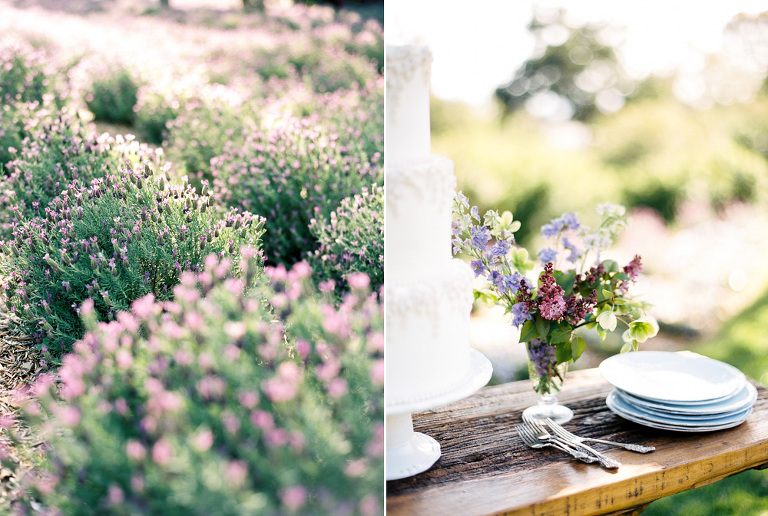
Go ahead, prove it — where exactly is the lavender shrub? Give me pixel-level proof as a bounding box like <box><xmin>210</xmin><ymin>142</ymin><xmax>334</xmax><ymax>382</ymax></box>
<box><xmin>12</xmin><ymin>258</ymin><xmax>383</xmax><ymax>515</ymax></box>
<box><xmin>0</xmin><ymin>108</ymin><xmax>161</xmax><ymax>238</ymax></box>
<box><xmin>85</xmin><ymin>64</ymin><xmax>140</xmax><ymax>125</ymax></box>
<box><xmin>308</xmin><ymin>185</ymin><xmax>383</xmax><ymax>295</ymax></box>
<box><xmin>0</xmin><ymin>163</ymin><xmax>265</xmax><ymax>357</ymax></box>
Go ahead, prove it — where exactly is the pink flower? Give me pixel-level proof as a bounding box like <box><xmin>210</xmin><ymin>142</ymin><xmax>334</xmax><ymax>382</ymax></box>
<box><xmin>290</xmin><ymin>261</ymin><xmax>311</xmax><ymax>280</ymax></box>
<box><xmin>370</xmin><ymin>359</ymin><xmax>384</xmax><ymax>385</ymax></box>
<box><xmin>224</xmin><ymin>460</ymin><xmax>248</xmax><ymax>487</ymax></box>
<box><xmin>327</xmin><ymin>378</ymin><xmax>348</xmax><ymax>398</ymax></box>
<box><xmin>222</xmin><ymin>411</ymin><xmax>241</xmax><ymax>434</ymax></box>
<box><xmin>116</xmin><ymin>349</ymin><xmax>133</xmax><ymax>369</ymax></box>
<box><xmin>224</xmin><ymin>321</ymin><xmax>247</xmax><ymax>340</ymax></box>
<box><xmin>295</xmin><ymin>339</ymin><xmax>310</xmax><ymax>359</ymax></box>
<box><xmin>280</xmin><ymin>485</ymin><xmax>307</xmax><ymax>512</ymax></box>
<box><xmin>131</xmin><ymin>294</ymin><xmax>156</xmax><ymax>319</ymax></box>
<box><xmin>344</xmin><ymin>458</ymin><xmax>368</xmax><ymax>477</ymax></box>
<box><xmin>114</xmin><ymin>398</ymin><xmax>129</xmax><ymax>415</ymax></box>
<box><xmin>347</xmin><ymin>272</ymin><xmax>370</xmax><ymax>290</ymax></box>
<box><xmin>126</xmin><ymin>440</ymin><xmax>146</xmax><ymax>461</ymax></box>
<box><xmin>359</xmin><ymin>495</ymin><xmax>381</xmax><ymax>516</ymax></box>
<box><xmin>250</xmin><ymin>410</ymin><xmax>274</xmax><ymax>431</ymax></box>
<box><xmin>192</xmin><ymin>429</ymin><xmax>214</xmax><ymax>452</ymax></box>
<box><xmin>238</xmin><ymin>390</ymin><xmax>259</xmax><ymax>409</ymax></box>
<box><xmin>152</xmin><ymin>439</ymin><xmax>172</xmax><ymax>465</ymax></box>
<box><xmin>53</xmin><ymin>405</ymin><xmax>81</xmax><ymax>426</ymax></box>
<box><xmin>108</xmin><ymin>484</ymin><xmax>124</xmax><ymax>505</ymax></box>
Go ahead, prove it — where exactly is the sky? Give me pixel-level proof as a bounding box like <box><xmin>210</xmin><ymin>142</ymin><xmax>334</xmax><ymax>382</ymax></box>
<box><xmin>386</xmin><ymin>0</ymin><xmax>768</xmax><ymax>106</ymax></box>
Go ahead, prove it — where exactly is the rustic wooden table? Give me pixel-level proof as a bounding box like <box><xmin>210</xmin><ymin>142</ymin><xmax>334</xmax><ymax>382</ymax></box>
<box><xmin>386</xmin><ymin>367</ymin><xmax>768</xmax><ymax>516</ymax></box>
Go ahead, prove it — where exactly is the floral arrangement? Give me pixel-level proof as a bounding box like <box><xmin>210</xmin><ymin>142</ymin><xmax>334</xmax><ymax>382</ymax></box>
<box><xmin>452</xmin><ymin>194</ymin><xmax>658</xmax><ymax>394</ymax></box>
<box><xmin>7</xmin><ymin>257</ymin><xmax>383</xmax><ymax>515</ymax></box>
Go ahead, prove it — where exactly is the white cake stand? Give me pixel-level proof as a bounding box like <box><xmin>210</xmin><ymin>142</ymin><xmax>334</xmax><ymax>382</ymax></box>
<box><xmin>386</xmin><ymin>348</ymin><xmax>492</xmax><ymax>481</ymax></box>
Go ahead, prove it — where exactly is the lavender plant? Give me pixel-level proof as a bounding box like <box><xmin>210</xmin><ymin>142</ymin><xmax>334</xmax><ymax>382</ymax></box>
<box><xmin>308</xmin><ymin>185</ymin><xmax>383</xmax><ymax>295</ymax></box>
<box><xmin>0</xmin><ymin>162</ymin><xmax>265</xmax><ymax>357</ymax></box>
<box><xmin>11</xmin><ymin>258</ymin><xmax>383</xmax><ymax>515</ymax></box>
<box><xmin>0</xmin><ymin>108</ymin><xmax>161</xmax><ymax>238</ymax></box>
<box><xmin>85</xmin><ymin>65</ymin><xmax>140</xmax><ymax>125</ymax></box>
<box><xmin>0</xmin><ymin>43</ymin><xmax>63</xmax><ymax>106</ymax></box>
<box><xmin>211</xmin><ymin>110</ymin><xmax>382</xmax><ymax>266</ymax></box>
<box><xmin>453</xmin><ymin>196</ymin><xmax>658</xmax><ymax>394</ymax></box>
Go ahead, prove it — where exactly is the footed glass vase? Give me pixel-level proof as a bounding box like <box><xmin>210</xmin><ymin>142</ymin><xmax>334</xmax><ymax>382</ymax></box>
<box><xmin>522</xmin><ymin>340</ymin><xmax>573</xmax><ymax>424</ymax></box>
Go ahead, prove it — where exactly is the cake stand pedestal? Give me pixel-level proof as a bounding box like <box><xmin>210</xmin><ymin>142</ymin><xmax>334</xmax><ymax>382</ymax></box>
<box><xmin>386</xmin><ymin>348</ymin><xmax>492</xmax><ymax>481</ymax></box>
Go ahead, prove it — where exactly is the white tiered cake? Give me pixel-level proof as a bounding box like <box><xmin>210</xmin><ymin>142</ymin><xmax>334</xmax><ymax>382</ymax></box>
<box><xmin>385</xmin><ymin>45</ymin><xmax>477</xmax><ymax>408</ymax></box>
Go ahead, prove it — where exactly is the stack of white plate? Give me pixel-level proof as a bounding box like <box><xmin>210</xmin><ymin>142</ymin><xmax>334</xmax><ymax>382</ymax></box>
<box><xmin>599</xmin><ymin>351</ymin><xmax>757</xmax><ymax>432</ymax></box>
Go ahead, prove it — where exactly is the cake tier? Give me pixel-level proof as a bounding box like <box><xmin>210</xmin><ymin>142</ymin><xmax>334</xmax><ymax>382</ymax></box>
<box><xmin>385</xmin><ymin>155</ymin><xmax>456</xmax><ymax>282</ymax></box>
<box><xmin>385</xmin><ymin>45</ymin><xmax>432</xmax><ymax>163</ymax></box>
<box><xmin>385</xmin><ymin>259</ymin><xmax>474</xmax><ymax>407</ymax></box>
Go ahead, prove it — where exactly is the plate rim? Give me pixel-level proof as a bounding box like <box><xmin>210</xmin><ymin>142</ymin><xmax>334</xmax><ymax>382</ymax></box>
<box><xmin>607</xmin><ymin>390</ymin><xmax>753</xmax><ymax>427</ymax></box>
<box><xmin>599</xmin><ymin>351</ymin><xmax>745</xmax><ymax>403</ymax></box>
<box><xmin>615</xmin><ymin>382</ymin><xmax>757</xmax><ymax>415</ymax></box>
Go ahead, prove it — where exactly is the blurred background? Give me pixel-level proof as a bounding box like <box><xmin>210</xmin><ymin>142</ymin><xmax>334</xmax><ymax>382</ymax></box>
<box><xmin>388</xmin><ymin>0</ymin><xmax>768</xmax><ymax>512</ymax></box>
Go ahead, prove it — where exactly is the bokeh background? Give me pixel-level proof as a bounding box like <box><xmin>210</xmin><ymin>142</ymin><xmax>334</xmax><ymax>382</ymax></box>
<box><xmin>388</xmin><ymin>0</ymin><xmax>768</xmax><ymax>513</ymax></box>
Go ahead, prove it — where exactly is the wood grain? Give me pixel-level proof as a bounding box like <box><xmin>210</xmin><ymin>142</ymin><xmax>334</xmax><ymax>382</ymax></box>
<box><xmin>386</xmin><ymin>368</ymin><xmax>768</xmax><ymax>516</ymax></box>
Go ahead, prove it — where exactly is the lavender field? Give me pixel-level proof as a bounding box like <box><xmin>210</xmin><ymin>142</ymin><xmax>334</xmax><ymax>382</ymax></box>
<box><xmin>0</xmin><ymin>0</ymin><xmax>383</xmax><ymax>513</ymax></box>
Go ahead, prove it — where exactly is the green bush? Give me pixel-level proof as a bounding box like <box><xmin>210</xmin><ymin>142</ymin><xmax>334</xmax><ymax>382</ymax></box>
<box><xmin>85</xmin><ymin>65</ymin><xmax>140</xmax><ymax>125</ymax></box>
<box><xmin>211</xmin><ymin>107</ymin><xmax>382</xmax><ymax>266</ymax></box>
<box><xmin>308</xmin><ymin>185</ymin><xmax>383</xmax><ymax>294</ymax></box>
<box><xmin>0</xmin><ymin>42</ymin><xmax>61</xmax><ymax>106</ymax></box>
<box><xmin>0</xmin><ymin>108</ymin><xmax>160</xmax><ymax>238</ymax></box>
<box><xmin>0</xmin><ymin>162</ymin><xmax>265</xmax><ymax>357</ymax></box>
<box><xmin>12</xmin><ymin>258</ymin><xmax>383</xmax><ymax>515</ymax></box>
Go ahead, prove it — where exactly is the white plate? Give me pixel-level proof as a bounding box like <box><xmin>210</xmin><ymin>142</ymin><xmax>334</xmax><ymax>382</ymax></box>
<box><xmin>599</xmin><ymin>351</ymin><xmax>745</xmax><ymax>403</ymax></box>
<box><xmin>608</xmin><ymin>390</ymin><xmax>753</xmax><ymax>426</ymax></box>
<box><xmin>606</xmin><ymin>392</ymin><xmax>751</xmax><ymax>432</ymax></box>
<box><xmin>615</xmin><ymin>382</ymin><xmax>757</xmax><ymax>416</ymax></box>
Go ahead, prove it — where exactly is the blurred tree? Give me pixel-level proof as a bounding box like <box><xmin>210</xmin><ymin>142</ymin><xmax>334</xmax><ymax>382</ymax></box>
<box><xmin>495</xmin><ymin>8</ymin><xmax>639</xmax><ymax>121</ymax></box>
<box><xmin>242</xmin><ymin>0</ymin><xmax>265</xmax><ymax>11</ymax></box>
<box><xmin>722</xmin><ymin>11</ymin><xmax>768</xmax><ymax>91</ymax></box>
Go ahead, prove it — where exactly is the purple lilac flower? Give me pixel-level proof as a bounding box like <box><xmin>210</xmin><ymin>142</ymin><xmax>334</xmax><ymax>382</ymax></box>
<box><xmin>537</xmin><ymin>247</ymin><xmax>557</xmax><ymax>264</ymax></box>
<box><xmin>511</xmin><ymin>302</ymin><xmax>531</xmax><ymax>327</ymax></box>
<box><xmin>527</xmin><ymin>338</ymin><xmax>557</xmax><ymax>378</ymax></box>
<box><xmin>470</xmin><ymin>259</ymin><xmax>487</xmax><ymax>277</ymax></box>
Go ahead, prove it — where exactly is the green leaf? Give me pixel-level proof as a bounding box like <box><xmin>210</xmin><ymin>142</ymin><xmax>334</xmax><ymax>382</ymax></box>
<box><xmin>601</xmin><ymin>289</ymin><xmax>613</xmax><ymax>300</ymax></box>
<box><xmin>620</xmin><ymin>342</ymin><xmax>633</xmax><ymax>353</ymax></box>
<box><xmin>519</xmin><ymin>320</ymin><xmax>538</xmax><ymax>342</ymax></box>
<box><xmin>571</xmin><ymin>335</ymin><xmax>586</xmax><ymax>360</ymax></box>
<box><xmin>613</xmin><ymin>272</ymin><xmax>630</xmax><ymax>281</ymax></box>
<box><xmin>602</xmin><ymin>259</ymin><xmax>619</xmax><ymax>273</ymax></box>
<box><xmin>550</xmin><ymin>325</ymin><xmax>572</xmax><ymax>345</ymax></box>
<box><xmin>555</xmin><ymin>270</ymin><xmax>576</xmax><ymax>295</ymax></box>
<box><xmin>535</xmin><ymin>316</ymin><xmax>550</xmax><ymax>338</ymax></box>
<box><xmin>555</xmin><ymin>341</ymin><xmax>572</xmax><ymax>363</ymax></box>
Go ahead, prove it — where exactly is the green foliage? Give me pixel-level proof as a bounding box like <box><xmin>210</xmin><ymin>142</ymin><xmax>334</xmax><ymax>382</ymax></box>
<box><xmin>308</xmin><ymin>184</ymin><xmax>383</xmax><ymax>294</ymax></box>
<box><xmin>85</xmin><ymin>65</ymin><xmax>140</xmax><ymax>124</ymax></box>
<box><xmin>12</xmin><ymin>258</ymin><xmax>383</xmax><ymax>515</ymax></box>
<box><xmin>0</xmin><ymin>109</ymin><xmax>160</xmax><ymax>238</ymax></box>
<box><xmin>494</xmin><ymin>8</ymin><xmax>641</xmax><ymax>121</ymax></box>
<box><xmin>211</xmin><ymin>86</ymin><xmax>383</xmax><ymax>266</ymax></box>
<box><xmin>0</xmin><ymin>42</ymin><xmax>63</xmax><ymax>106</ymax></box>
<box><xmin>0</xmin><ymin>163</ymin><xmax>265</xmax><ymax>357</ymax></box>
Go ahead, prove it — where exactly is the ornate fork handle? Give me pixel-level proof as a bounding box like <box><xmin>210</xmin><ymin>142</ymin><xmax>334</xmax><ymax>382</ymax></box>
<box><xmin>580</xmin><ymin>438</ymin><xmax>655</xmax><ymax>453</ymax></box>
<box><xmin>568</xmin><ymin>441</ymin><xmax>621</xmax><ymax>469</ymax></box>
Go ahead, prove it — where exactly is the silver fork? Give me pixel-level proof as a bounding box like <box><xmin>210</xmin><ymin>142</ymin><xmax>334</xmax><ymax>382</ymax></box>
<box><xmin>544</xmin><ymin>417</ymin><xmax>655</xmax><ymax>454</ymax></box>
<box><xmin>515</xmin><ymin>424</ymin><xmax>596</xmax><ymax>463</ymax></box>
<box><xmin>523</xmin><ymin>415</ymin><xmax>621</xmax><ymax>469</ymax></box>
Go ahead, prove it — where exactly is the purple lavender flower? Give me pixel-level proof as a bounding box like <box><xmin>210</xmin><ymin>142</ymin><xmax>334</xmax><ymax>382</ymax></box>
<box><xmin>470</xmin><ymin>225</ymin><xmax>491</xmax><ymax>248</ymax></box>
<box><xmin>511</xmin><ymin>302</ymin><xmax>531</xmax><ymax>327</ymax></box>
<box><xmin>470</xmin><ymin>259</ymin><xmax>487</xmax><ymax>277</ymax></box>
<box><xmin>537</xmin><ymin>247</ymin><xmax>557</xmax><ymax>264</ymax></box>
<box><xmin>527</xmin><ymin>338</ymin><xmax>557</xmax><ymax>378</ymax></box>
<box><xmin>489</xmin><ymin>240</ymin><xmax>511</xmax><ymax>259</ymax></box>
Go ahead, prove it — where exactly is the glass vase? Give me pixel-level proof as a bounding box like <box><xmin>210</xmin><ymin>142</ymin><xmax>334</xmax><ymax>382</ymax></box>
<box><xmin>522</xmin><ymin>339</ymin><xmax>573</xmax><ymax>424</ymax></box>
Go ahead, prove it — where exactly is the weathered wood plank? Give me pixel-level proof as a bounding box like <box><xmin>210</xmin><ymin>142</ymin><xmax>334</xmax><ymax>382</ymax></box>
<box><xmin>387</xmin><ymin>368</ymin><xmax>768</xmax><ymax>516</ymax></box>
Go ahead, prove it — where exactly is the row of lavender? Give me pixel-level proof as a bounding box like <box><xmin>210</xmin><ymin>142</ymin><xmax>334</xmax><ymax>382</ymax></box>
<box><xmin>0</xmin><ymin>9</ymin><xmax>383</xmax><ymax>514</ymax></box>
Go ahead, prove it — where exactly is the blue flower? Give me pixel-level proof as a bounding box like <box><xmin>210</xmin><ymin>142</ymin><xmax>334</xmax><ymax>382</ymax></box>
<box><xmin>502</xmin><ymin>272</ymin><xmax>526</xmax><ymax>295</ymax></box>
<box><xmin>470</xmin><ymin>225</ymin><xmax>492</xmax><ymax>248</ymax></box>
<box><xmin>563</xmin><ymin>237</ymin><xmax>582</xmax><ymax>263</ymax></box>
<box><xmin>562</xmin><ymin>212</ymin><xmax>580</xmax><ymax>230</ymax></box>
<box><xmin>537</xmin><ymin>247</ymin><xmax>557</xmax><ymax>264</ymax></box>
<box><xmin>541</xmin><ymin>220</ymin><xmax>564</xmax><ymax>238</ymax></box>
<box><xmin>470</xmin><ymin>259</ymin><xmax>487</xmax><ymax>277</ymax></box>
<box><xmin>457</xmin><ymin>192</ymin><xmax>469</xmax><ymax>210</ymax></box>
<box><xmin>511</xmin><ymin>302</ymin><xmax>531</xmax><ymax>327</ymax></box>
<box><xmin>489</xmin><ymin>240</ymin><xmax>511</xmax><ymax>259</ymax></box>
<box><xmin>471</xmin><ymin>205</ymin><xmax>480</xmax><ymax>221</ymax></box>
